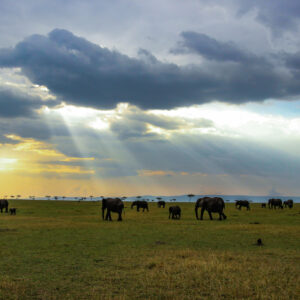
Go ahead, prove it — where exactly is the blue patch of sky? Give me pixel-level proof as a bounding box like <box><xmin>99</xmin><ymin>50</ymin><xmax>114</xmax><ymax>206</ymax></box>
<box><xmin>243</xmin><ymin>99</ymin><xmax>300</xmax><ymax>118</ymax></box>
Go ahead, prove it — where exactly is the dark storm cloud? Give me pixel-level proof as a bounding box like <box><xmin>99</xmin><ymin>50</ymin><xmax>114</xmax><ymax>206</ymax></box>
<box><xmin>1</xmin><ymin>29</ymin><xmax>299</xmax><ymax>110</ymax></box>
<box><xmin>172</xmin><ymin>31</ymin><xmax>254</xmax><ymax>63</ymax></box>
<box><xmin>285</xmin><ymin>51</ymin><xmax>300</xmax><ymax>71</ymax></box>
<box><xmin>0</xmin><ymin>87</ymin><xmax>58</xmax><ymax>118</ymax></box>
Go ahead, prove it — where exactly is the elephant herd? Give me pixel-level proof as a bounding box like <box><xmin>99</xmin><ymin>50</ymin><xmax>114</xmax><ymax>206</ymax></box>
<box><xmin>1</xmin><ymin>197</ymin><xmax>295</xmax><ymax>222</ymax></box>
<box><xmin>102</xmin><ymin>197</ymin><xmax>228</xmax><ymax>221</ymax></box>
<box><xmin>102</xmin><ymin>197</ymin><xmax>295</xmax><ymax>221</ymax></box>
<box><xmin>0</xmin><ymin>199</ymin><xmax>17</xmax><ymax>215</ymax></box>
<box><xmin>266</xmin><ymin>198</ymin><xmax>294</xmax><ymax>209</ymax></box>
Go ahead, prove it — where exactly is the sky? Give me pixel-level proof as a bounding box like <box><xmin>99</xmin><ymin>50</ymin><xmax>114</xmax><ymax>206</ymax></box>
<box><xmin>0</xmin><ymin>0</ymin><xmax>300</xmax><ymax>197</ymax></box>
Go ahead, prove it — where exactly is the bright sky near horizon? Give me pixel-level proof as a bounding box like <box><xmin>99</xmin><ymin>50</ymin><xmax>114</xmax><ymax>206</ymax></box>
<box><xmin>0</xmin><ymin>1</ymin><xmax>300</xmax><ymax>197</ymax></box>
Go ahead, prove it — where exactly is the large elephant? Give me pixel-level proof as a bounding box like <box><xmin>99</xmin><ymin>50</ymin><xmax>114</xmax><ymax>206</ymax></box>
<box><xmin>102</xmin><ymin>198</ymin><xmax>124</xmax><ymax>221</ymax></box>
<box><xmin>169</xmin><ymin>206</ymin><xmax>181</xmax><ymax>219</ymax></box>
<box><xmin>235</xmin><ymin>200</ymin><xmax>250</xmax><ymax>210</ymax></box>
<box><xmin>283</xmin><ymin>199</ymin><xmax>293</xmax><ymax>208</ymax></box>
<box><xmin>157</xmin><ymin>200</ymin><xmax>166</xmax><ymax>208</ymax></box>
<box><xmin>268</xmin><ymin>198</ymin><xmax>283</xmax><ymax>209</ymax></box>
<box><xmin>0</xmin><ymin>199</ymin><xmax>8</xmax><ymax>213</ymax></box>
<box><xmin>131</xmin><ymin>200</ymin><xmax>149</xmax><ymax>212</ymax></box>
<box><xmin>195</xmin><ymin>197</ymin><xmax>226</xmax><ymax>220</ymax></box>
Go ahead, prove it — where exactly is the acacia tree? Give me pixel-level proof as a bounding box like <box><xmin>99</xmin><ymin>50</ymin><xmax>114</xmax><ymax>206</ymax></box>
<box><xmin>90</xmin><ymin>195</ymin><xmax>93</xmax><ymax>201</ymax></box>
<box><xmin>187</xmin><ymin>194</ymin><xmax>195</xmax><ymax>202</ymax></box>
<box><xmin>45</xmin><ymin>195</ymin><xmax>51</xmax><ymax>200</ymax></box>
<box><xmin>17</xmin><ymin>195</ymin><xmax>21</xmax><ymax>199</ymax></box>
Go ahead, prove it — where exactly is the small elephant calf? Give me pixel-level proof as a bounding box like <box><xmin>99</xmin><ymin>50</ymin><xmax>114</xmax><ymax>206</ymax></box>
<box><xmin>261</xmin><ymin>203</ymin><xmax>266</xmax><ymax>208</ymax></box>
<box><xmin>169</xmin><ymin>206</ymin><xmax>181</xmax><ymax>219</ymax></box>
<box><xmin>9</xmin><ymin>208</ymin><xmax>16</xmax><ymax>215</ymax></box>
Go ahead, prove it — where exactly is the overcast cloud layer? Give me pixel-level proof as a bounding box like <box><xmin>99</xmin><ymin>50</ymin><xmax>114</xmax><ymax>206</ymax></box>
<box><xmin>0</xmin><ymin>0</ymin><xmax>300</xmax><ymax>196</ymax></box>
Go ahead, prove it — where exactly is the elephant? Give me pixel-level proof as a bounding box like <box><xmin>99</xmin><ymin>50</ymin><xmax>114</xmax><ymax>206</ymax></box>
<box><xmin>0</xmin><ymin>199</ymin><xmax>8</xmax><ymax>213</ymax></box>
<box><xmin>157</xmin><ymin>200</ymin><xmax>166</xmax><ymax>208</ymax></box>
<box><xmin>283</xmin><ymin>199</ymin><xmax>293</xmax><ymax>209</ymax></box>
<box><xmin>268</xmin><ymin>198</ymin><xmax>283</xmax><ymax>209</ymax></box>
<box><xmin>169</xmin><ymin>206</ymin><xmax>181</xmax><ymax>219</ymax></box>
<box><xmin>102</xmin><ymin>198</ymin><xmax>124</xmax><ymax>221</ymax></box>
<box><xmin>9</xmin><ymin>208</ymin><xmax>16</xmax><ymax>215</ymax></box>
<box><xmin>235</xmin><ymin>200</ymin><xmax>250</xmax><ymax>210</ymax></box>
<box><xmin>195</xmin><ymin>197</ymin><xmax>226</xmax><ymax>220</ymax></box>
<box><xmin>261</xmin><ymin>203</ymin><xmax>266</xmax><ymax>208</ymax></box>
<box><xmin>131</xmin><ymin>200</ymin><xmax>149</xmax><ymax>212</ymax></box>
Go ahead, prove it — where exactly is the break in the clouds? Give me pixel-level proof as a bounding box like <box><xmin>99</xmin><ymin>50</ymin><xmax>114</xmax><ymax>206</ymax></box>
<box><xmin>0</xmin><ymin>28</ymin><xmax>300</xmax><ymax>109</ymax></box>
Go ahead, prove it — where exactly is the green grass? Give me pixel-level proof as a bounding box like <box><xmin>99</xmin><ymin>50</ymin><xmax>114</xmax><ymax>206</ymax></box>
<box><xmin>0</xmin><ymin>201</ymin><xmax>299</xmax><ymax>299</ymax></box>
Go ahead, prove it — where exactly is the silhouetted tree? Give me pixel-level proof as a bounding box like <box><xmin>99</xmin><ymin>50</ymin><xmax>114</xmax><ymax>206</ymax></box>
<box><xmin>187</xmin><ymin>194</ymin><xmax>195</xmax><ymax>202</ymax></box>
<box><xmin>17</xmin><ymin>195</ymin><xmax>21</xmax><ymax>199</ymax></box>
<box><xmin>45</xmin><ymin>195</ymin><xmax>51</xmax><ymax>200</ymax></box>
<box><xmin>90</xmin><ymin>195</ymin><xmax>93</xmax><ymax>201</ymax></box>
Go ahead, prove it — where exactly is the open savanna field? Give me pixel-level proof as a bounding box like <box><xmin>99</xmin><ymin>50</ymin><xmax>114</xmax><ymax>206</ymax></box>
<box><xmin>0</xmin><ymin>200</ymin><xmax>299</xmax><ymax>300</ymax></box>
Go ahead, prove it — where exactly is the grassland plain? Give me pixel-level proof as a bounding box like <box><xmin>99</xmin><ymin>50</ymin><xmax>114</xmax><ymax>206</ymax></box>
<box><xmin>0</xmin><ymin>200</ymin><xmax>299</xmax><ymax>300</ymax></box>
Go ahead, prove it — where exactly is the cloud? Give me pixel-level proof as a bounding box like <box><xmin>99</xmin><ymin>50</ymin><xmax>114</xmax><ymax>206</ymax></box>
<box><xmin>108</xmin><ymin>104</ymin><xmax>213</xmax><ymax>140</ymax></box>
<box><xmin>172</xmin><ymin>31</ymin><xmax>255</xmax><ymax>63</ymax></box>
<box><xmin>1</xmin><ymin>29</ymin><xmax>299</xmax><ymax>110</ymax></box>
<box><xmin>0</xmin><ymin>86</ymin><xmax>58</xmax><ymax>118</ymax></box>
<box><xmin>236</xmin><ymin>0</ymin><xmax>300</xmax><ymax>36</ymax></box>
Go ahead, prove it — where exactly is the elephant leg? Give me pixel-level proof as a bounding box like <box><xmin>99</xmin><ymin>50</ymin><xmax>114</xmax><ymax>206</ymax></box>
<box><xmin>117</xmin><ymin>211</ymin><xmax>122</xmax><ymax>221</ymax></box>
<box><xmin>200</xmin><ymin>207</ymin><xmax>205</xmax><ymax>220</ymax></box>
<box><xmin>108</xmin><ymin>211</ymin><xmax>112</xmax><ymax>221</ymax></box>
<box><xmin>105</xmin><ymin>210</ymin><xmax>109</xmax><ymax>220</ymax></box>
<box><xmin>208</xmin><ymin>211</ymin><xmax>213</xmax><ymax>220</ymax></box>
<box><xmin>219</xmin><ymin>213</ymin><xmax>222</xmax><ymax>220</ymax></box>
